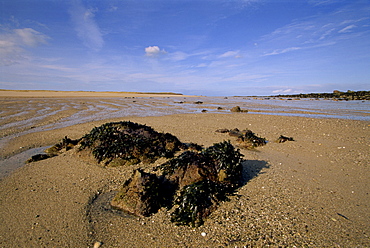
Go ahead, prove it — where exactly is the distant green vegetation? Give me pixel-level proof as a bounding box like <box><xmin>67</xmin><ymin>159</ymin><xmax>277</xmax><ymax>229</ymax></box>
<box><xmin>272</xmin><ymin>90</ymin><xmax>370</xmax><ymax>100</ymax></box>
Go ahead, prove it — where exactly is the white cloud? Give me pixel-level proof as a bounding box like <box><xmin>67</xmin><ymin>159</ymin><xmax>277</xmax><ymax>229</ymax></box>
<box><xmin>69</xmin><ymin>0</ymin><xmax>104</xmax><ymax>51</ymax></box>
<box><xmin>145</xmin><ymin>46</ymin><xmax>167</xmax><ymax>57</ymax></box>
<box><xmin>0</xmin><ymin>28</ymin><xmax>50</xmax><ymax>65</ymax></box>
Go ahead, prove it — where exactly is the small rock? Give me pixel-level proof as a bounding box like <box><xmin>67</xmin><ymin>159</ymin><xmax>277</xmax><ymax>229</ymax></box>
<box><xmin>201</xmin><ymin>232</ymin><xmax>207</xmax><ymax>237</ymax></box>
<box><xmin>93</xmin><ymin>241</ymin><xmax>102</xmax><ymax>248</ymax></box>
<box><xmin>230</xmin><ymin>106</ymin><xmax>248</xmax><ymax>112</ymax></box>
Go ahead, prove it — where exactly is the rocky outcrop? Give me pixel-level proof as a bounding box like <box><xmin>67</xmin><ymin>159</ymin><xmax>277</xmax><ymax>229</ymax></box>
<box><xmin>26</xmin><ymin>121</ymin><xmax>246</xmax><ymax>226</ymax></box>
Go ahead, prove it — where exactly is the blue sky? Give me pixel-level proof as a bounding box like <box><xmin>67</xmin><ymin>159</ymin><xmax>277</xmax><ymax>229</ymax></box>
<box><xmin>0</xmin><ymin>0</ymin><xmax>369</xmax><ymax>96</ymax></box>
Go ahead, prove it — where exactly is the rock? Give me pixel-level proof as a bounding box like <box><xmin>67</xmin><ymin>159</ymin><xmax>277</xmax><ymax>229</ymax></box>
<box><xmin>93</xmin><ymin>241</ymin><xmax>102</xmax><ymax>248</ymax></box>
<box><xmin>161</xmin><ymin>150</ymin><xmax>225</xmax><ymax>189</ymax></box>
<box><xmin>111</xmin><ymin>169</ymin><xmax>169</xmax><ymax>217</ymax></box>
<box><xmin>230</xmin><ymin>106</ymin><xmax>248</xmax><ymax>112</ymax></box>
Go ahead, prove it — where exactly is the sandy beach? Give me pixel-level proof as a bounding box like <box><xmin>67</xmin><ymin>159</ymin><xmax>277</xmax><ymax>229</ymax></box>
<box><xmin>0</xmin><ymin>91</ymin><xmax>369</xmax><ymax>247</ymax></box>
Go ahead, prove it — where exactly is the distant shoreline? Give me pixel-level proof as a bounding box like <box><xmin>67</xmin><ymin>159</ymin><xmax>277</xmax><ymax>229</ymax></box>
<box><xmin>234</xmin><ymin>90</ymin><xmax>370</xmax><ymax>101</ymax></box>
<box><xmin>0</xmin><ymin>89</ymin><xmax>194</xmax><ymax>98</ymax></box>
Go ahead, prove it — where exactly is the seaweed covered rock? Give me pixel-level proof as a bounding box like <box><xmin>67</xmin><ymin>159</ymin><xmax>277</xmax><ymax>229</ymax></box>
<box><xmin>27</xmin><ymin>121</ymin><xmax>246</xmax><ymax>226</ymax></box>
<box><xmin>160</xmin><ymin>141</ymin><xmax>244</xmax><ymax>189</ymax></box>
<box><xmin>112</xmin><ymin>141</ymin><xmax>244</xmax><ymax>226</ymax></box>
<box><xmin>78</xmin><ymin>121</ymin><xmax>184</xmax><ymax>166</ymax></box>
<box><xmin>26</xmin><ymin>153</ymin><xmax>55</xmax><ymax>163</ymax></box>
<box><xmin>276</xmin><ymin>135</ymin><xmax>294</xmax><ymax>143</ymax></box>
<box><xmin>167</xmin><ymin>141</ymin><xmax>244</xmax><ymax>226</ymax></box>
<box><xmin>236</xmin><ymin>129</ymin><xmax>266</xmax><ymax>149</ymax></box>
<box><xmin>26</xmin><ymin>136</ymin><xmax>79</xmax><ymax>163</ymax></box>
<box><xmin>216</xmin><ymin>128</ymin><xmax>266</xmax><ymax>149</ymax></box>
<box><xmin>203</xmin><ymin>140</ymin><xmax>244</xmax><ymax>185</ymax></box>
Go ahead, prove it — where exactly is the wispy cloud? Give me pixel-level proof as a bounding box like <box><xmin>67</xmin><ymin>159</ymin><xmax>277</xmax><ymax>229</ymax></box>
<box><xmin>219</xmin><ymin>50</ymin><xmax>241</xmax><ymax>58</ymax></box>
<box><xmin>272</xmin><ymin>88</ymin><xmax>294</xmax><ymax>94</ymax></box>
<box><xmin>167</xmin><ymin>51</ymin><xmax>188</xmax><ymax>61</ymax></box>
<box><xmin>263</xmin><ymin>46</ymin><xmax>302</xmax><ymax>56</ymax></box>
<box><xmin>13</xmin><ymin>28</ymin><xmax>49</xmax><ymax>46</ymax></box>
<box><xmin>308</xmin><ymin>0</ymin><xmax>339</xmax><ymax>6</ymax></box>
<box><xmin>69</xmin><ymin>0</ymin><xmax>104</xmax><ymax>51</ymax></box>
<box><xmin>0</xmin><ymin>28</ymin><xmax>50</xmax><ymax>65</ymax></box>
<box><xmin>338</xmin><ymin>24</ymin><xmax>356</xmax><ymax>33</ymax></box>
<box><xmin>259</xmin><ymin>4</ymin><xmax>370</xmax><ymax>57</ymax></box>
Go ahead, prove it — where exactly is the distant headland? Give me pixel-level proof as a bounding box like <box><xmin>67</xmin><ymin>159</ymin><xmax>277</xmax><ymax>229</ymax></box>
<box><xmin>271</xmin><ymin>90</ymin><xmax>369</xmax><ymax>101</ymax></box>
<box><xmin>0</xmin><ymin>89</ymin><xmax>189</xmax><ymax>98</ymax></box>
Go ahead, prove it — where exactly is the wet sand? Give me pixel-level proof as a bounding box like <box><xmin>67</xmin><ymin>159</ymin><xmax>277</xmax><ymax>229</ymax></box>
<box><xmin>0</xmin><ymin>92</ymin><xmax>369</xmax><ymax>247</ymax></box>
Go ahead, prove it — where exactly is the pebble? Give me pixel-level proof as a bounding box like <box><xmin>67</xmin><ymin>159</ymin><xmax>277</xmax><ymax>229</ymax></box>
<box><xmin>201</xmin><ymin>232</ymin><xmax>207</xmax><ymax>237</ymax></box>
<box><xmin>93</xmin><ymin>241</ymin><xmax>102</xmax><ymax>248</ymax></box>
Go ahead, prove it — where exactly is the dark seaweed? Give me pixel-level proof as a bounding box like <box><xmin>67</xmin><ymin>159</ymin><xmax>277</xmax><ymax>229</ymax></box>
<box><xmin>79</xmin><ymin>121</ymin><xmax>183</xmax><ymax>166</ymax></box>
<box><xmin>156</xmin><ymin>141</ymin><xmax>244</xmax><ymax>226</ymax></box>
<box><xmin>171</xmin><ymin>179</ymin><xmax>228</xmax><ymax>227</ymax></box>
<box><xmin>203</xmin><ymin>140</ymin><xmax>244</xmax><ymax>185</ymax></box>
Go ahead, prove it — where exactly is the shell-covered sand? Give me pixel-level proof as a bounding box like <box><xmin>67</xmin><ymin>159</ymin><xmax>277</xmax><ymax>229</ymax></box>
<box><xmin>0</xmin><ymin>92</ymin><xmax>369</xmax><ymax>247</ymax></box>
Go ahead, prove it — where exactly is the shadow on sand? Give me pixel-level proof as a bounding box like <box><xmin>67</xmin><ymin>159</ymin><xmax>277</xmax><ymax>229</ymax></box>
<box><xmin>241</xmin><ymin>159</ymin><xmax>270</xmax><ymax>185</ymax></box>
